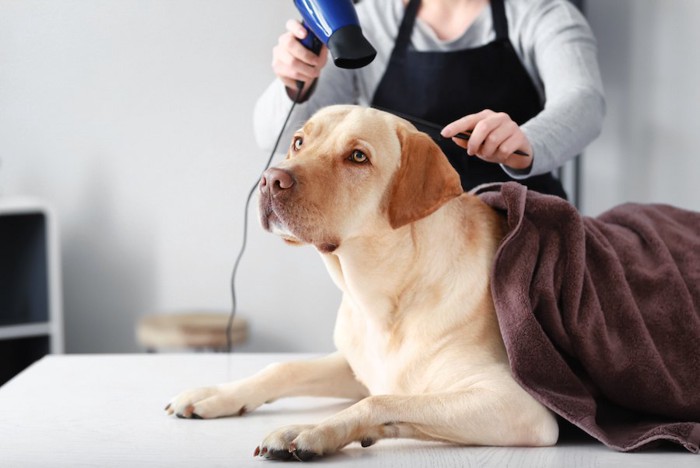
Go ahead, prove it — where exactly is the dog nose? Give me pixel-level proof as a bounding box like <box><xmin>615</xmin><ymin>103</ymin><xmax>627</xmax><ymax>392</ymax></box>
<box><xmin>260</xmin><ymin>167</ymin><xmax>295</xmax><ymax>195</ymax></box>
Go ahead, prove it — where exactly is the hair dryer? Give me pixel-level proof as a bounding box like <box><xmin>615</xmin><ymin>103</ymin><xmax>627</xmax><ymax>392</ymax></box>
<box><xmin>294</xmin><ymin>0</ymin><xmax>377</xmax><ymax>69</ymax></box>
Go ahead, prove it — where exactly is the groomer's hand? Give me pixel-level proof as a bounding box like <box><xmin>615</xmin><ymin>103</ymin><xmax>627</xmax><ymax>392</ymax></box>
<box><xmin>272</xmin><ymin>19</ymin><xmax>329</xmax><ymax>100</ymax></box>
<box><xmin>441</xmin><ymin>110</ymin><xmax>533</xmax><ymax>171</ymax></box>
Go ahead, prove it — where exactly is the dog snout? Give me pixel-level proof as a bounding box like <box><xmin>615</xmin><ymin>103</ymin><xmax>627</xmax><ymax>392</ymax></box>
<box><xmin>260</xmin><ymin>167</ymin><xmax>295</xmax><ymax>195</ymax></box>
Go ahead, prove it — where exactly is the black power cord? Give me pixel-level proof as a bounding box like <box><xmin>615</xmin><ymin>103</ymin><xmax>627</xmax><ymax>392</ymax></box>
<box><xmin>225</xmin><ymin>83</ymin><xmax>304</xmax><ymax>352</ymax></box>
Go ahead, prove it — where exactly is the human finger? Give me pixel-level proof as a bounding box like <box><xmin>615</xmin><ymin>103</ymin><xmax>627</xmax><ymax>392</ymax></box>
<box><xmin>285</xmin><ymin>19</ymin><xmax>307</xmax><ymax>40</ymax></box>
<box><xmin>478</xmin><ymin>119</ymin><xmax>518</xmax><ymax>161</ymax></box>
<box><xmin>466</xmin><ymin>112</ymin><xmax>508</xmax><ymax>156</ymax></box>
<box><xmin>272</xmin><ymin>34</ymin><xmax>324</xmax><ymax>84</ymax></box>
<box><xmin>499</xmin><ymin>133</ymin><xmax>533</xmax><ymax>170</ymax></box>
<box><xmin>284</xmin><ymin>19</ymin><xmax>330</xmax><ymax>69</ymax></box>
<box><xmin>280</xmin><ymin>30</ymin><xmax>326</xmax><ymax>70</ymax></box>
<box><xmin>440</xmin><ymin>110</ymin><xmax>495</xmax><ymax>139</ymax></box>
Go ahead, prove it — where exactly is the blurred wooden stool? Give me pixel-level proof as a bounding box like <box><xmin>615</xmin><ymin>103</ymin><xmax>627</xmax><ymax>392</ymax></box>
<box><xmin>137</xmin><ymin>312</ymin><xmax>248</xmax><ymax>352</ymax></box>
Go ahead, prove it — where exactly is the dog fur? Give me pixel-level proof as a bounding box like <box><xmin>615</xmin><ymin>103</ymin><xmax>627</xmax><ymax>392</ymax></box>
<box><xmin>165</xmin><ymin>105</ymin><xmax>559</xmax><ymax>460</ymax></box>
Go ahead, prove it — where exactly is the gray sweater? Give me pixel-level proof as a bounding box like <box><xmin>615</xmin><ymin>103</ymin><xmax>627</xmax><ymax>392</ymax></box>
<box><xmin>253</xmin><ymin>0</ymin><xmax>605</xmax><ymax>179</ymax></box>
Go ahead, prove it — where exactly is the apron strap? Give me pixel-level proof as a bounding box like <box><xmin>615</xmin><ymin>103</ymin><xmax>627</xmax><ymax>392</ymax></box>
<box><xmin>394</xmin><ymin>0</ymin><xmax>421</xmax><ymax>54</ymax></box>
<box><xmin>491</xmin><ymin>0</ymin><xmax>509</xmax><ymax>41</ymax></box>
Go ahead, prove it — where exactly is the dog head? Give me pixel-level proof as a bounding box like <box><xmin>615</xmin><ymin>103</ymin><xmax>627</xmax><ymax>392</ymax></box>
<box><xmin>258</xmin><ymin>105</ymin><xmax>463</xmax><ymax>253</ymax></box>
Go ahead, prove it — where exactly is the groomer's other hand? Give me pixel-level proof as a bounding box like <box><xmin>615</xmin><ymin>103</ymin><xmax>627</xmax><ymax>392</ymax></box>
<box><xmin>272</xmin><ymin>19</ymin><xmax>329</xmax><ymax>100</ymax></box>
<box><xmin>441</xmin><ymin>110</ymin><xmax>533</xmax><ymax>170</ymax></box>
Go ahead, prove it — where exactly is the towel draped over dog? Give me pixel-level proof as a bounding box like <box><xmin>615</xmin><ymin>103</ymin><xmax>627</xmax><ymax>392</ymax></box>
<box><xmin>476</xmin><ymin>182</ymin><xmax>700</xmax><ymax>453</ymax></box>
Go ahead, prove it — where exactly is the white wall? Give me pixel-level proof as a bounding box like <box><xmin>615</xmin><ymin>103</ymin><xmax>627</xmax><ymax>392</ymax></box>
<box><xmin>583</xmin><ymin>0</ymin><xmax>700</xmax><ymax>214</ymax></box>
<box><xmin>0</xmin><ymin>0</ymin><xmax>339</xmax><ymax>353</ymax></box>
<box><xmin>1</xmin><ymin>1</ymin><xmax>699</xmax><ymax>354</ymax></box>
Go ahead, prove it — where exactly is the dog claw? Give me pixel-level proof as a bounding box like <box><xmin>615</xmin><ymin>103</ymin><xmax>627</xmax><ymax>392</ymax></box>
<box><xmin>360</xmin><ymin>438</ymin><xmax>375</xmax><ymax>448</ymax></box>
<box><xmin>254</xmin><ymin>446</ymin><xmax>260</xmax><ymax>457</ymax></box>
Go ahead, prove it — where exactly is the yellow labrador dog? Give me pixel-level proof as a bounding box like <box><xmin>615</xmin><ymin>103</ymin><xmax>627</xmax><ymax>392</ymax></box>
<box><xmin>165</xmin><ymin>105</ymin><xmax>558</xmax><ymax>460</ymax></box>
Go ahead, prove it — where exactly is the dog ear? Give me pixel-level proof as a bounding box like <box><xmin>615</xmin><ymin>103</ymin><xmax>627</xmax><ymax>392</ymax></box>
<box><xmin>386</xmin><ymin>127</ymin><xmax>464</xmax><ymax>229</ymax></box>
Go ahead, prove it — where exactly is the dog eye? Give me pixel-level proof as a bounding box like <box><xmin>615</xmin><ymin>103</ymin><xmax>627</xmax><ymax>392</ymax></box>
<box><xmin>349</xmin><ymin>150</ymin><xmax>368</xmax><ymax>164</ymax></box>
<box><xmin>292</xmin><ymin>137</ymin><xmax>303</xmax><ymax>151</ymax></box>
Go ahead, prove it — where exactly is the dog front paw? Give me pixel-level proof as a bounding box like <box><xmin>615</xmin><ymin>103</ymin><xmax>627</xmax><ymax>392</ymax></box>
<box><xmin>256</xmin><ymin>424</ymin><xmax>329</xmax><ymax>461</ymax></box>
<box><xmin>165</xmin><ymin>383</ymin><xmax>259</xmax><ymax>419</ymax></box>
<box><xmin>255</xmin><ymin>423</ymin><xmax>354</xmax><ymax>461</ymax></box>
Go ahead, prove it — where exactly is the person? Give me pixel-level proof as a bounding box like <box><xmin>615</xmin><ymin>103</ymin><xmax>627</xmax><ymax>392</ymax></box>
<box><xmin>253</xmin><ymin>0</ymin><xmax>605</xmax><ymax>198</ymax></box>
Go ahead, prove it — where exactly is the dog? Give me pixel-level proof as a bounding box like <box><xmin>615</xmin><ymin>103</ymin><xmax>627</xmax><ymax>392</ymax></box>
<box><xmin>165</xmin><ymin>104</ymin><xmax>560</xmax><ymax>459</ymax></box>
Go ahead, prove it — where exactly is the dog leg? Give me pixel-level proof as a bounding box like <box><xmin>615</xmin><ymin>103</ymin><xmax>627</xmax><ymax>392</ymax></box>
<box><xmin>257</xmin><ymin>385</ymin><xmax>558</xmax><ymax>459</ymax></box>
<box><xmin>166</xmin><ymin>352</ymin><xmax>367</xmax><ymax>419</ymax></box>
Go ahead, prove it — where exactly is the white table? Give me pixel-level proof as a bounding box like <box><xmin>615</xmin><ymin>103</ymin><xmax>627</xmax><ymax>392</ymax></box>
<box><xmin>0</xmin><ymin>354</ymin><xmax>696</xmax><ymax>467</ymax></box>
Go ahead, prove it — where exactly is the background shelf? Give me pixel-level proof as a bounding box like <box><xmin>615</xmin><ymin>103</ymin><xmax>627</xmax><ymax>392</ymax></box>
<box><xmin>0</xmin><ymin>197</ymin><xmax>63</xmax><ymax>386</ymax></box>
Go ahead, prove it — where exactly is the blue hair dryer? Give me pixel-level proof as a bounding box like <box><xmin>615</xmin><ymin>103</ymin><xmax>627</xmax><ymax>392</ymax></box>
<box><xmin>294</xmin><ymin>0</ymin><xmax>376</xmax><ymax>69</ymax></box>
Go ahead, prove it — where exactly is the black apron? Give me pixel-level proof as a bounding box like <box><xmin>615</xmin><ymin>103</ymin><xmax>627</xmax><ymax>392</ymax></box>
<box><xmin>371</xmin><ymin>0</ymin><xmax>566</xmax><ymax>197</ymax></box>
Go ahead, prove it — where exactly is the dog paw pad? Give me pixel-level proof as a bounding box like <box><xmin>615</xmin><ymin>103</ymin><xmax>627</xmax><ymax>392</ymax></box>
<box><xmin>266</xmin><ymin>448</ymin><xmax>293</xmax><ymax>460</ymax></box>
<box><xmin>292</xmin><ymin>449</ymin><xmax>317</xmax><ymax>461</ymax></box>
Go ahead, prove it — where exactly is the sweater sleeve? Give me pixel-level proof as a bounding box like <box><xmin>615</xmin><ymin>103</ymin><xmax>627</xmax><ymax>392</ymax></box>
<box><xmin>503</xmin><ymin>0</ymin><xmax>606</xmax><ymax>179</ymax></box>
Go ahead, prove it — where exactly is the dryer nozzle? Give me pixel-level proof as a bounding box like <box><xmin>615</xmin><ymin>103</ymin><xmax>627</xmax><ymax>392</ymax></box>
<box><xmin>327</xmin><ymin>24</ymin><xmax>376</xmax><ymax>69</ymax></box>
<box><xmin>294</xmin><ymin>0</ymin><xmax>376</xmax><ymax>69</ymax></box>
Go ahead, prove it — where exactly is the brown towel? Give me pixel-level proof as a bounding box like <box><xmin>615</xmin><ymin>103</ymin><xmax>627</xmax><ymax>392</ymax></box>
<box><xmin>476</xmin><ymin>182</ymin><xmax>700</xmax><ymax>453</ymax></box>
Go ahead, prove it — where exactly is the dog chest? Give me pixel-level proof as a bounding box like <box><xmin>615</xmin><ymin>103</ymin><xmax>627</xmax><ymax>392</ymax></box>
<box><xmin>334</xmin><ymin>302</ymin><xmax>438</xmax><ymax>396</ymax></box>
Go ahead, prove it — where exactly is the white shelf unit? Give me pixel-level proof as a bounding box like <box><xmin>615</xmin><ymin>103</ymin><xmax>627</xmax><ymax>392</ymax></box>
<box><xmin>0</xmin><ymin>197</ymin><xmax>63</xmax><ymax>386</ymax></box>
